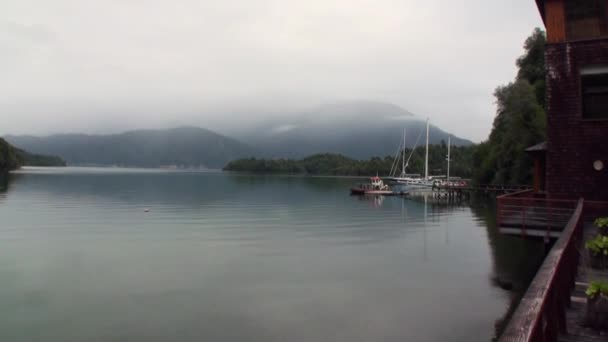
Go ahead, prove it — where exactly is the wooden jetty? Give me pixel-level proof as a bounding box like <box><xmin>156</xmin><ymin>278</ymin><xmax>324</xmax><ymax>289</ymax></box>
<box><xmin>435</xmin><ymin>183</ymin><xmax>531</xmax><ymax>193</ymax></box>
<box><xmin>430</xmin><ymin>183</ymin><xmax>532</xmax><ymax>201</ymax></box>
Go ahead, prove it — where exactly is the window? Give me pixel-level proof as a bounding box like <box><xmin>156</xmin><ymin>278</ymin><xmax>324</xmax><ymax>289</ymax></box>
<box><xmin>582</xmin><ymin>67</ymin><xmax>608</xmax><ymax>119</ymax></box>
<box><xmin>565</xmin><ymin>0</ymin><xmax>608</xmax><ymax>40</ymax></box>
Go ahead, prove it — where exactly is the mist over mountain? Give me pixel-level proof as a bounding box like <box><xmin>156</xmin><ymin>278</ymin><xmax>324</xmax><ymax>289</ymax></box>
<box><xmin>5</xmin><ymin>102</ymin><xmax>473</xmax><ymax>168</ymax></box>
<box><xmin>6</xmin><ymin>127</ymin><xmax>256</xmax><ymax>169</ymax></box>
<box><xmin>231</xmin><ymin>101</ymin><xmax>473</xmax><ymax>159</ymax></box>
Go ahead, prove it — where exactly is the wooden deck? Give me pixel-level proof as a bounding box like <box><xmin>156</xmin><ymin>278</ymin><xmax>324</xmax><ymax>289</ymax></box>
<box><xmin>497</xmin><ymin>191</ymin><xmax>578</xmax><ymax>239</ymax></box>
<box><xmin>498</xmin><ymin>199</ymin><xmax>608</xmax><ymax>342</ymax></box>
<box><xmin>558</xmin><ymin>223</ymin><xmax>608</xmax><ymax>342</ymax></box>
<box><xmin>499</xmin><ymin>199</ymin><xmax>585</xmax><ymax>342</ymax></box>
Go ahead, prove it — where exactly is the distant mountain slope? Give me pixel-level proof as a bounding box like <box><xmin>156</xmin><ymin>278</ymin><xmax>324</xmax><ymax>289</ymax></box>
<box><xmin>233</xmin><ymin>101</ymin><xmax>473</xmax><ymax>159</ymax></box>
<box><xmin>14</xmin><ymin>148</ymin><xmax>66</xmax><ymax>167</ymax></box>
<box><xmin>6</xmin><ymin>102</ymin><xmax>473</xmax><ymax>168</ymax></box>
<box><xmin>6</xmin><ymin>127</ymin><xmax>257</xmax><ymax>169</ymax></box>
<box><xmin>1</xmin><ymin>137</ymin><xmax>66</xmax><ymax>172</ymax></box>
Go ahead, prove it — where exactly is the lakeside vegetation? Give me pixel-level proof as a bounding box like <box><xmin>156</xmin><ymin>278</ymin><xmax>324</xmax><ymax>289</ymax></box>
<box><xmin>225</xmin><ymin>29</ymin><xmax>547</xmax><ymax>186</ymax></box>
<box><xmin>0</xmin><ymin>137</ymin><xmax>66</xmax><ymax>173</ymax></box>
<box><xmin>224</xmin><ymin>143</ymin><xmax>475</xmax><ymax>178</ymax></box>
<box><xmin>472</xmin><ymin>28</ymin><xmax>546</xmax><ymax>186</ymax></box>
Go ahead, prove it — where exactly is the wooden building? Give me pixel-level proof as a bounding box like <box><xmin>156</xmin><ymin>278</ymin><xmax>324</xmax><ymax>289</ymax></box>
<box><xmin>497</xmin><ymin>5</ymin><xmax>608</xmax><ymax>340</ymax></box>
<box><xmin>537</xmin><ymin>0</ymin><xmax>608</xmax><ymax>200</ymax></box>
<box><xmin>498</xmin><ymin>1</ymin><xmax>608</xmax><ymax>237</ymax></box>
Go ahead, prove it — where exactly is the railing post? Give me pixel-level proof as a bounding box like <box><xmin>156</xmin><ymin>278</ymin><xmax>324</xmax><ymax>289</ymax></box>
<box><xmin>522</xmin><ymin>197</ymin><xmax>527</xmax><ymax>237</ymax></box>
<box><xmin>555</xmin><ymin>277</ymin><xmax>567</xmax><ymax>334</ymax></box>
<box><xmin>547</xmin><ymin>204</ymin><xmax>553</xmax><ymax>241</ymax></box>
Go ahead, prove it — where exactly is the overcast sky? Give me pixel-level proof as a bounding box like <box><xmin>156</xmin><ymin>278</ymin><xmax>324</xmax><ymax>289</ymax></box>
<box><xmin>1</xmin><ymin>0</ymin><xmax>542</xmax><ymax>142</ymax></box>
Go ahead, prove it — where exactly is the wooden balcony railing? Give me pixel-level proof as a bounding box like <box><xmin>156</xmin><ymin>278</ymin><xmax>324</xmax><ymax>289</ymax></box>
<box><xmin>498</xmin><ymin>198</ymin><xmax>584</xmax><ymax>342</ymax></box>
<box><xmin>497</xmin><ymin>191</ymin><xmax>578</xmax><ymax>238</ymax></box>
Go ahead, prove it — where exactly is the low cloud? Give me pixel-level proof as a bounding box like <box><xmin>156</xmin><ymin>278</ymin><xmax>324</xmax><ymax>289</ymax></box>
<box><xmin>0</xmin><ymin>0</ymin><xmax>542</xmax><ymax>142</ymax></box>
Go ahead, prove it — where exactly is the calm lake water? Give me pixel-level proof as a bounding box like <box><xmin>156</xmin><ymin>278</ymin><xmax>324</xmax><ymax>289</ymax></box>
<box><xmin>0</xmin><ymin>167</ymin><xmax>545</xmax><ymax>342</ymax></box>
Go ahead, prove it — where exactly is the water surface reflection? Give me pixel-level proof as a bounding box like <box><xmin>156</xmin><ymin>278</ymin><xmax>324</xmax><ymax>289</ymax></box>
<box><xmin>0</xmin><ymin>168</ymin><xmax>544</xmax><ymax>342</ymax></box>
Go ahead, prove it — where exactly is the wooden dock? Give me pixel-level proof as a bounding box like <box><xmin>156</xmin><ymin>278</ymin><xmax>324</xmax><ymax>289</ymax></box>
<box><xmin>432</xmin><ymin>183</ymin><xmax>531</xmax><ymax>194</ymax></box>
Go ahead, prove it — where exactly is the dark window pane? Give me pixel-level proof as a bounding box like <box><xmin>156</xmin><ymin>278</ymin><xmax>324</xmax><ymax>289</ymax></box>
<box><xmin>582</xmin><ymin>73</ymin><xmax>608</xmax><ymax>119</ymax></box>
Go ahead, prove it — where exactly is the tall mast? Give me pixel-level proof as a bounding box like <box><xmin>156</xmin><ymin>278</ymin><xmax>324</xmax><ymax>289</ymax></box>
<box><xmin>447</xmin><ymin>135</ymin><xmax>451</xmax><ymax>183</ymax></box>
<box><xmin>425</xmin><ymin>119</ymin><xmax>429</xmax><ymax>181</ymax></box>
<box><xmin>402</xmin><ymin>128</ymin><xmax>406</xmax><ymax>176</ymax></box>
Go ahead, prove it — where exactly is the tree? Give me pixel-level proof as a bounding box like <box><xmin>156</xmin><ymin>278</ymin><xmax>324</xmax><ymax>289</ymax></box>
<box><xmin>516</xmin><ymin>28</ymin><xmax>546</xmax><ymax>109</ymax></box>
<box><xmin>473</xmin><ymin>29</ymin><xmax>547</xmax><ymax>186</ymax></box>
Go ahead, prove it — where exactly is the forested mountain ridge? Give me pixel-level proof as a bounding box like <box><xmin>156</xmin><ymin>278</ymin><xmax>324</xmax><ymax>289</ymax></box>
<box><xmin>6</xmin><ymin>127</ymin><xmax>258</xmax><ymax>169</ymax></box>
<box><xmin>7</xmin><ymin>113</ymin><xmax>473</xmax><ymax>169</ymax></box>
<box><xmin>235</xmin><ymin>101</ymin><xmax>473</xmax><ymax>159</ymax></box>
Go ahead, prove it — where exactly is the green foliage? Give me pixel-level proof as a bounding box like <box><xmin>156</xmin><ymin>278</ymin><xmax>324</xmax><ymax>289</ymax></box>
<box><xmin>595</xmin><ymin>217</ymin><xmax>608</xmax><ymax>229</ymax></box>
<box><xmin>516</xmin><ymin>28</ymin><xmax>546</xmax><ymax>109</ymax></box>
<box><xmin>595</xmin><ymin>217</ymin><xmax>608</xmax><ymax>235</ymax></box>
<box><xmin>472</xmin><ymin>29</ymin><xmax>547</xmax><ymax>186</ymax></box>
<box><xmin>224</xmin><ymin>145</ymin><xmax>476</xmax><ymax>177</ymax></box>
<box><xmin>585</xmin><ymin>235</ymin><xmax>608</xmax><ymax>257</ymax></box>
<box><xmin>586</xmin><ymin>281</ymin><xmax>608</xmax><ymax>298</ymax></box>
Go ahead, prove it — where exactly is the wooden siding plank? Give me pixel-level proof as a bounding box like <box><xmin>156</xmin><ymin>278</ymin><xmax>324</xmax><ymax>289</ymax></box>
<box><xmin>546</xmin><ymin>0</ymin><xmax>566</xmax><ymax>43</ymax></box>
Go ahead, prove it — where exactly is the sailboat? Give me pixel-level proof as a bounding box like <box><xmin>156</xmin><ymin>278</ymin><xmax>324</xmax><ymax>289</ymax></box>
<box><xmin>434</xmin><ymin>135</ymin><xmax>469</xmax><ymax>189</ymax></box>
<box><xmin>388</xmin><ymin>119</ymin><xmax>434</xmax><ymax>189</ymax></box>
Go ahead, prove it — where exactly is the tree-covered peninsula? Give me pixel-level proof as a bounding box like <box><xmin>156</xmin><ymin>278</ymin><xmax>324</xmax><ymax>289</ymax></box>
<box><xmin>0</xmin><ymin>137</ymin><xmax>66</xmax><ymax>173</ymax></box>
<box><xmin>224</xmin><ymin>143</ymin><xmax>475</xmax><ymax>178</ymax></box>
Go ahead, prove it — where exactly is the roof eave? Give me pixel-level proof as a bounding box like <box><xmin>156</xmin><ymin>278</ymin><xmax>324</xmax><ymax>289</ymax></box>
<box><xmin>525</xmin><ymin>141</ymin><xmax>547</xmax><ymax>154</ymax></box>
<box><xmin>536</xmin><ymin>0</ymin><xmax>546</xmax><ymax>24</ymax></box>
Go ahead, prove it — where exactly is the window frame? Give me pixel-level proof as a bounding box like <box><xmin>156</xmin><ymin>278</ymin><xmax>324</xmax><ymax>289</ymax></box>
<box><xmin>581</xmin><ymin>66</ymin><xmax>608</xmax><ymax>121</ymax></box>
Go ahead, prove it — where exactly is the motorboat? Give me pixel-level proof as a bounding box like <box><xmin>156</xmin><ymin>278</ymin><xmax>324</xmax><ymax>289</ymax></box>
<box><xmin>350</xmin><ymin>176</ymin><xmax>394</xmax><ymax>195</ymax></box>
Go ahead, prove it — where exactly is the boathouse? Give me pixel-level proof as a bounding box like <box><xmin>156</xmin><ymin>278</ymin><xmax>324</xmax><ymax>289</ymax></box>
<box><xmin>498</xmin><ymin>1</ymin><xmax>608</xmax><ymax>340</ymax></box>
<box><xmin>541</xmin><ymin>0</ymin><xmax>608</xmax><ymax>200</ymax></box>
<box><xmin>498</xmin><ymin>0</ymin><xmax>608</xmax><ymax>236</ymax></box>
